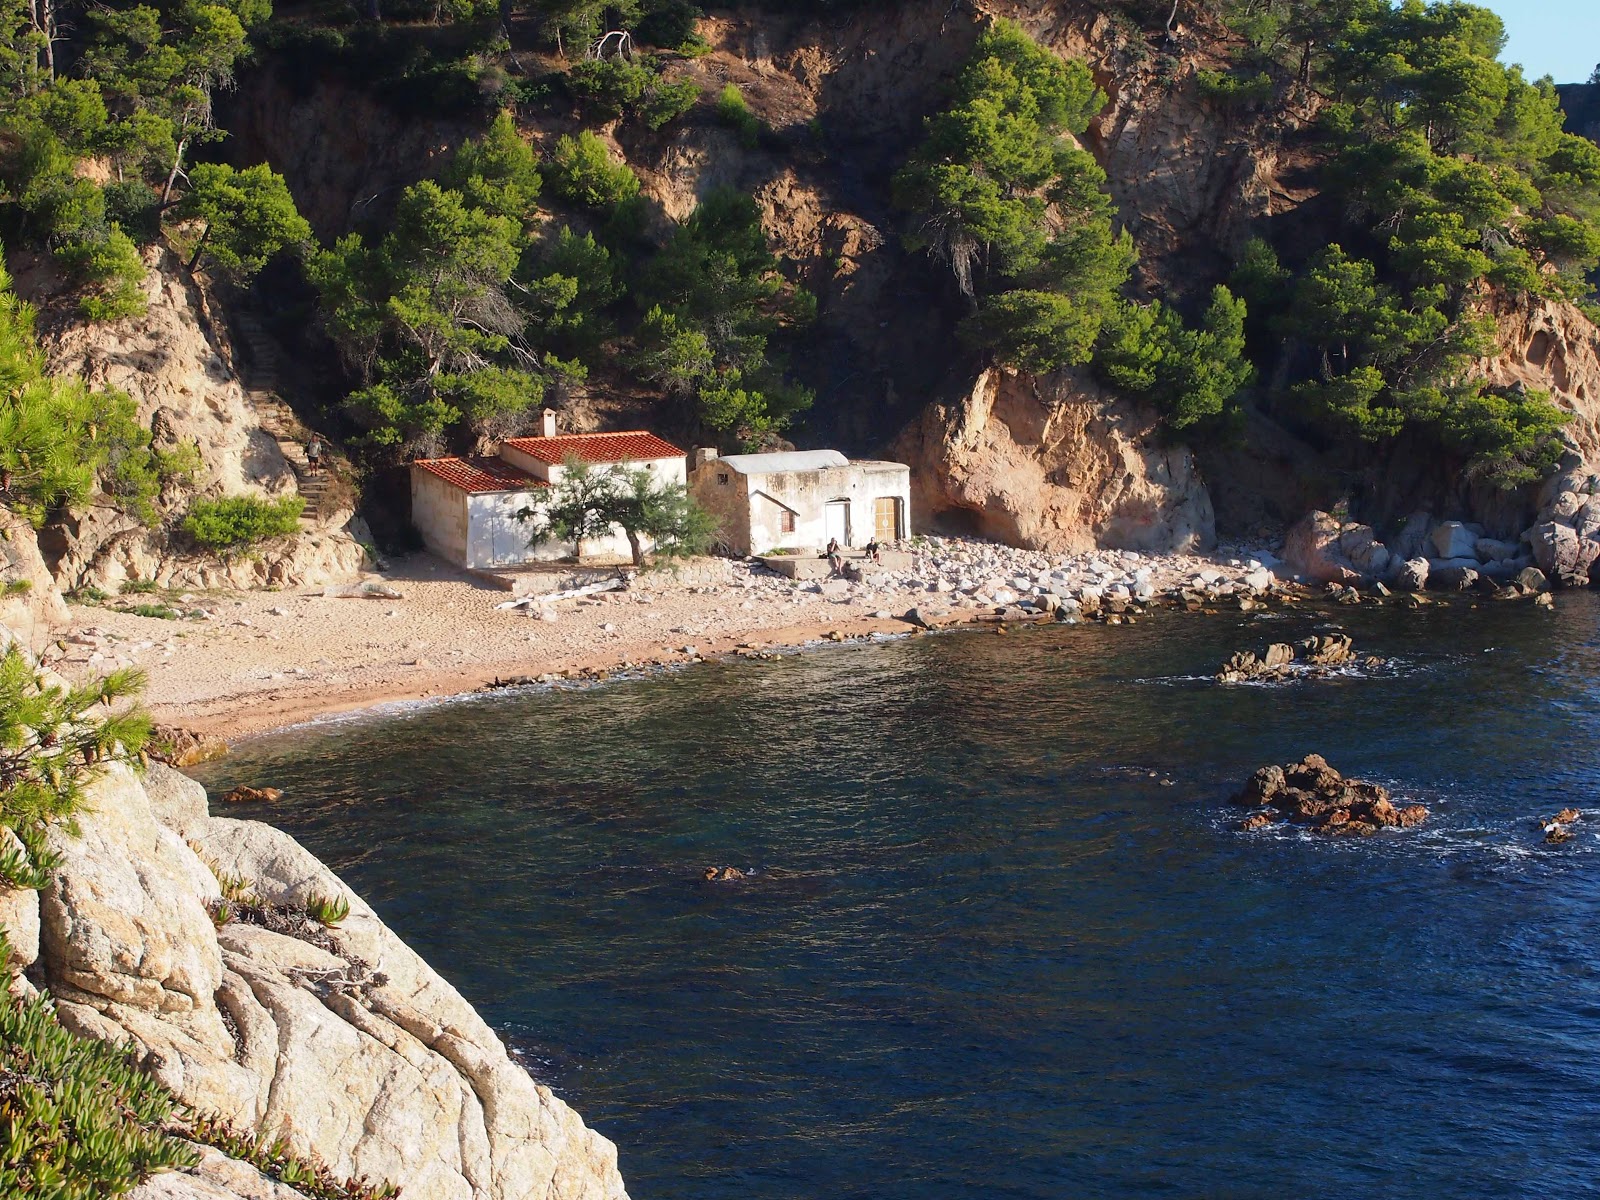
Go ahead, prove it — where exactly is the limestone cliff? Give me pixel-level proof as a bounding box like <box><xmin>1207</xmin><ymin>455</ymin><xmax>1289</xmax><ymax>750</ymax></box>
<box><xmin>3</xmin><ymin>753</ymin><xmax>628</xmax><ymax>1200</ymax></box>
<box><xmin>894</xmin><ymin>366</ymin><xmax>1214</xmax><ymax>553</ymax></box>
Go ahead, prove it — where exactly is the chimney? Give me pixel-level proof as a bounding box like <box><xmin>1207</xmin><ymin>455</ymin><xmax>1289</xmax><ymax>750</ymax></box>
<box><xmin>541</xmin><ymin>408</ymin><xmax>558</xmax><ymax>438</ymax></box>
<box><xmin>693</xmin><ymin>447</ymin><xmax>719</xmax><ymax>470</ymax></box>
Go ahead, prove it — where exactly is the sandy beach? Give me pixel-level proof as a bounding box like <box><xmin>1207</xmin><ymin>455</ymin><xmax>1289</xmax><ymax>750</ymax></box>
<box><xmin>44</xmin><ymin>538</ymin><xmax>1279</xmax><ymax>742</ymax></box>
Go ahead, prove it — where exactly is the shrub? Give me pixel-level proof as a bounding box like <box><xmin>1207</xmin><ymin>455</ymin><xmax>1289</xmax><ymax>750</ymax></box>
<box><xmin>1195</xmin><ymin>68</ymin><xmax>1274</xmax><ymax>105</ymax></box>
<box><xmin>714</xmin><ymin>83</ymin><xmax>760</xmax><ymax>146</ymax></box>
<box><xmin>0</xmin><ymin>645</ymin><xmax>148</xmax><ymax>891</ymax></box>
<box><xmin>55</xmin><ymin>225</ymin><xmax>149</xmax><ymax>322</ymax></box>
<box><xmin>544</xmin><ymin>131</ymin><xmax>641</xmax><ymax>209</ymax></box>
<box><xmin>0</xmin><ymin>930</ymin><xmax>200</xmax><ymax>1196</ymax></box>
<box><xmin>305</xmin><ymin>892</ymin><xmax>352</xmax><ymax>927</ymax></box>
<box><xmin>182</xmin><ymin>495</ymin><xmax>306</xmax><ymax>551</ymax></box>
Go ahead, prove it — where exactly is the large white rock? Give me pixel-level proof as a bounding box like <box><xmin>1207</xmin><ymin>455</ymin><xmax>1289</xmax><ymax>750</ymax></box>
<box><xmin>34</xmin><ymin>764</ymin><xmax>628</xmax><ymax>1200</ymax></box>
<box><xmin>1431</xmin><ymin>521</ymin><xmax>1479</xmax><ymax>560</ymax></box>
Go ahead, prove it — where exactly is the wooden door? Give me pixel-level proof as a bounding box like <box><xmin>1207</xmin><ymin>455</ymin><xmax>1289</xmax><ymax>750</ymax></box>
<box><xmin>874</xmin><ymin>496</ymin><xmax>901</xmax><ymax>542</ymax></box>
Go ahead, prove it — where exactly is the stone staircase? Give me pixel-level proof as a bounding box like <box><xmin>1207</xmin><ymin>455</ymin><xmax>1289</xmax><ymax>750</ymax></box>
<box><xmin>234</xmin><ymin>311</ymin><xmax>334</xmax><ymax>528</ymax></box>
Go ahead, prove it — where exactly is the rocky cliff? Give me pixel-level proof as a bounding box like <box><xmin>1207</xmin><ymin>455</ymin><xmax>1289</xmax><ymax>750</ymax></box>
<box><xmin>8</xmin><ymin>246</ymin><xmax>372</xmax><ymax>593</ymax></box>
<box><xmin>895</xmin><ymin>366</ymin><xmax>1214</xmax><ymax>552</ymax></box>
<box><xmin>1</xmin><ymin>737</ymin><xmax>627</xmax><ymax>1200</ymax></box>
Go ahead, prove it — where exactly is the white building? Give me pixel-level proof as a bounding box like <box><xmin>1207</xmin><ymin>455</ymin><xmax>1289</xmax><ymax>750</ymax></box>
<box><xmin>688</xmin><ymin>448</ymin><xmax>912</xmax><ymax>556</ymax></box>
<box><xmin>410</xmin><ymin>411</ymin><xmax>686</xmax><ymax>569</ymax></box>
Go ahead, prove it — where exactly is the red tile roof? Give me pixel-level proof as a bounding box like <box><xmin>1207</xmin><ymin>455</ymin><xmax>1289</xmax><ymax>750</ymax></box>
<box><xmin>501</xmin><ymin>431</ymin><xmax>686</xmax><ymax>466</ymax></box>
<box><xmin>412</xmin><ymin>456</ymin><xmax>547</xmax><ymax>494</ymax></box>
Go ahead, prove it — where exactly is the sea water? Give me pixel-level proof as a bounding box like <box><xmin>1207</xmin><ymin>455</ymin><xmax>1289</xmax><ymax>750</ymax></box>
<box><xmin>196</xmin><ymin>593</ymin><xmax>1600</xmax><ymax>1199</ymax></box>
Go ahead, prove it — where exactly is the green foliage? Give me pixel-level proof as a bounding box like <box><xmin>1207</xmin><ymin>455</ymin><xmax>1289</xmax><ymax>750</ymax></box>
<box><xmin>55</xmin><ymin>225</ymin><xmax>149</xmax><ymax>322</ymax></box>
<box><xmin>714</xmin><ymin>83</ymin><xmax>760</xmax><ymax>146</ymax></box>
<box><xmin>0</xmin><ymin>644</ymin><xmax>148</xmax><ymax>893</ymax></box>
<box><xmin>182</xmin><ymin>495</ymin><xmax>306</xmax><ymax>551</ymax></box>
<box><xmin>635</xmin><ymin>188</ymin><xmax>813</xmax><ymax>444</ymax></box>
<box><xmin>522</xmin><ymin>225</ymin><xmax>620</xmax><ymax>363</ymax></box>
<box><xmin>305</xmin><ymin>891</ymin><xmax>351</xmax><ymax>927</ymax></box>
<box><xmin>544</xmin><ymin>131</ymin><xmax>641</xmax><ymax>210</ymax></box>
<box><xmin>565</xmin><ymin>56</ymin><xmax>698</xmax><ymax>130</ymax></box>
<box><xmin>0</xmin><ymin>259</ymin><xmax>168</xmax><ymax>525</ymax></box>
<box><xmin>177</xmin><ymin>163</ymin><xmax>312</xmax><ymax>278</ymax></box>
<box><xmin>1214</xmin><ymin>1</ymin><xmax>1590</xmax><ymax>485</ymax></box>
<box><xmin>185</xmin><ymin>1113</ymin><xmax>401</xmax><ymax>1200</ymax></box>
<box><xmin>444</xmin><ymin>112</ymin><xmax>542</xmax><ymax>224</ymax></box>
<box><xmin>893</xmin><ymin>18</ymin><xmax>1107</xmax><ymax>291</ymax></box>
<box><xmin>310</xmin><ymin>181</ymin><xmax>534</xmax><ymax>454</ymax></box>
<box><xmin>517</xmin><ymin>455</ymin><xmax>717</xmax><ymax>564</ymax></box>
<box><xmin>1097</xmin><ymin>286</ymin><xmax>1256</xmax><ymax>429</ymax></box>
<box><xmin>1194</xmin><ymin>68</ymin><xmax>1274</xmax><ymax>105</ymax></box>
<box><xmin>0</xmin><ymin>929</ymin><xmax>199</xmax><ymax>1196</ymax></box>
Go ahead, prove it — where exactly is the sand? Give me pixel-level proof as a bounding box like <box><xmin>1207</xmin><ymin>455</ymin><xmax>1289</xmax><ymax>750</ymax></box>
<box><xmin>46</xmin><ymin>540</ymin><xmax>1273</xmax><ymax>742</ymax></box>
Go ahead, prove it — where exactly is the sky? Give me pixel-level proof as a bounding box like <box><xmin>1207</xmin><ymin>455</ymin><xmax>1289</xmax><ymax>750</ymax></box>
<box><xmin>1480</xmin><ymin>0</ymin><xmax>1600</xmax><ymax>85</ymax></box>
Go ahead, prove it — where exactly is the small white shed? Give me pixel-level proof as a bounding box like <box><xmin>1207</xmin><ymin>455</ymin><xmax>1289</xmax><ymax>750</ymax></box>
<box><xmin>688</xmin><ymin>448</ymin><xmax>912</xmax><ymax>556</ymax></box>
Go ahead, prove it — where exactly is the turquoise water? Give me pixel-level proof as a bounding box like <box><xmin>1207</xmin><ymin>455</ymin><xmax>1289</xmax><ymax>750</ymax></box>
<box><xmin>196</xmin><ymin>594</ymin><xmax>1600</xmax><ymax>1199</ymax></box>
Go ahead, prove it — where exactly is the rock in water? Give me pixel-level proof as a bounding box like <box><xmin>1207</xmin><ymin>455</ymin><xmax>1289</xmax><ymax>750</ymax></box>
<box><xmin>1235</xmin><ymin>755</ymin><xmax>1428</xmax><ymax>837</ymax></box>
<box><xmin>219</xmin><ymin>784</ymin><xmax>283</xmax><ymax>804</ymax></box>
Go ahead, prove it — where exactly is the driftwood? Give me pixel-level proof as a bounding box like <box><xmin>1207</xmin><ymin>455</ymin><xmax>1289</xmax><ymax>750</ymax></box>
<box><xmin>495</xmin><ymin>573</ymin><xmax>629</xmax><ymax>610</ymax></box>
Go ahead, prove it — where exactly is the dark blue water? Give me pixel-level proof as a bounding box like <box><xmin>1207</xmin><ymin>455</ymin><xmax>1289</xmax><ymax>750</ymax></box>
<box><xmin>195</xmin><ymin>594</ymin><xmax>1600</xmax><ymax>1200</ymax></box>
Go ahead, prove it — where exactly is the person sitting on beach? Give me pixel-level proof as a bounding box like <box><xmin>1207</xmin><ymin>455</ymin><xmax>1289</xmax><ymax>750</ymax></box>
<box><xmin>863</xmin><ymin>538</ymin><xmax>883</xmax><ymax>564</ymax></box>
<box><xmin>826</xmin><ymin>538</ymin><xmax>843</xmax><ymax>575</ymax></box>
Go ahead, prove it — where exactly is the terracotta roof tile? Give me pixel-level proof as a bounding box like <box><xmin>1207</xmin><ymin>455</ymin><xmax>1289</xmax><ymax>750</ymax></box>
<box><xmin>501</xmin><ymin>431</ymin><xmax>686</xmax><ymax>466</ymax></box>
<box><xmin>412</xmin><ymin>456</ymin><xmax>547</xmax><ymax>494</ymax></box>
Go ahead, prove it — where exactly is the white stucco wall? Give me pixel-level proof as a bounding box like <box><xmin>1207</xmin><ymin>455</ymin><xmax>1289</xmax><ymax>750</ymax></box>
<box><xmin>465</xmin><ymin>490</ymin><xmax>551</xmax><ymax>568</ymax></box>
<box><xmin>692</xmin><ymin>460</ymin><xmax>911</xmax><ymax>555</ymax></box>
<box><xmin>411</xmin><ymin>469</ymin><xmax>469</xmax><ymax>566</ymax></box>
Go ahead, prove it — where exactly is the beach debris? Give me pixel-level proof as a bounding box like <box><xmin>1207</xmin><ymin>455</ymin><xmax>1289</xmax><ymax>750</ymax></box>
<box><xmin>325</xmin><ymin>581</ymin><xmax>404</xmax><ymax>600</ymax></box>
<box><xmin>1235</xmin><ymin>755</ymin><xmax>1428</xmax><ymax>835</ymax></box>
<box><xmin>702</xmin><ymin>866</ymin><xmax>745</xmax><ymax>882</ymax></box>
<box><xmin>497</xmin><ymin>574</ymin><xmax>630</xmax><ymax>610</ymax></box>
<box><xmin>220</xmin><ymin>785</ymin><xmax>283</xmax><ymax>804</ymax></box>
<box><xmin>1216</xmin><ymin>635</ymin><xmax>1371</xmax><ymax>683</ymax></box>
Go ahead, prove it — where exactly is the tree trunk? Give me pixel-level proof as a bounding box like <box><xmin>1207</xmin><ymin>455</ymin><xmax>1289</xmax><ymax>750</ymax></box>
<box><xmin>626</xmin><ymin>529</ymin><xmax>644</xmax><ymax>567</ymax></box>
<box><xmin>160</xmin><ymin>137</ymin><xmax>190</xmax><ymax>207</ymax></box>
<box><xmin>186</xmin><ymin>223</ymin><xmax>212</xmax><ymax>273</ymax></box>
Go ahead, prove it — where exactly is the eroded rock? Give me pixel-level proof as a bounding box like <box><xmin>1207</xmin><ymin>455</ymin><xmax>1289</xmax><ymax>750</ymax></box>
<box><xmin>1236</xmin><ymin>755</ymin><xmax>1428</xmax><ymax>836</ymax></box>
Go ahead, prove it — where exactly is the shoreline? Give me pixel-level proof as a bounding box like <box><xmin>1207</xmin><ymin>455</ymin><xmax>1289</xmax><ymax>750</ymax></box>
<box><xmin>44</xmin><ymin>537</ymin><xmax>1289</xmax><ymax>744</ymax></box>
<box><xmin>168</xmin><ymin>610</ymin><xmax>974</xmax><ymax>742</ymax></box>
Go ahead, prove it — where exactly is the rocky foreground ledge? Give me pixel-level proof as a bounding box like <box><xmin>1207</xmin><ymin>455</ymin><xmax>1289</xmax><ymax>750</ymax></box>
<box><xmin>1</xmin><ymin>759</ymin><xmax>628</xmax><ymax>1200</ymax></box>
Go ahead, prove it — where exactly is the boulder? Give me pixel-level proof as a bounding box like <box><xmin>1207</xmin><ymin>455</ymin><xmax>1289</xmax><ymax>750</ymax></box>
<box><xmin>1529</xmin><ymin>521</ymin><xmax>1600</xmax><ymax>586</ymax></box>
<box><xmin>1390</xmin><ymin>512</ymin><xmax>1435</xmax><ymax>561</ymax></box>
<box><xmin>1474</xmin><ymin>537</ymin><xmax>1521</xmax><ymax>563</ymax></box>
<box><xmin>1431</xmin><ymin>521</ymin><xmax>1479</xmax><ymax>560</ymax></box>
<box><xmin>1515</xmin><ymin>566</ymin><xmax>1550</xmax><ymax>593</ymax></box>
<box><xmin>1339</xmin><ymin>525</ymin><xmax>1391</xmax><ymax>576</ymax></box>
<box><xmin>1392</xmin><ymin>557</ymin><xmax>1429</xmax><ymax>591</ymax></box>
<box><xmin>1428</xmin><ymin>562</ymin><xmax>1480</xmax><ymax>591</ymax></box>
<box><xmin>37</xmin><ymin>765</ymin><xmax>628</xmax><ymax>1200</ymax></box>
<box><xmin>144</xmin><ymin>763</ymin><xmax>212</xmax><ymax>839</ymax></box>
<box><xmin>1238</xmin><ymin>756</ymin><xmax>1427</xmax><ymax>836</ymax></box>
<box><xmin>1282</xmin><ymin>511</ymin><xmax>1362</xmax><ymax>584</ymax></box>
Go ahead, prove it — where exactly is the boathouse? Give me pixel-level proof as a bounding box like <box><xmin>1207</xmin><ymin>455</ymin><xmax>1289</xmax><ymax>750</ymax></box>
<box><xmin>688</xmin><ymin>448</ymin><xmax>912</xmax><ymax>556</ymax></box>
<box><xmin>411</xmin><ymin>410</ymin><xmax>687</xmax><ymax>568</ymax></box>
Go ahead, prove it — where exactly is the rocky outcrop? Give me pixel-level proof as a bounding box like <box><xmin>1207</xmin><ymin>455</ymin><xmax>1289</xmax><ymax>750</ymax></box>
<box><xmin>15</xmin><ymin>246</ymin><xmax>297</xmax><ymax>503</ymax></box>
<box><xmin>1215</xmin><ymin>635</ymin><xmax>1372</xmax><ymax>683</ymax></box>
<box><xmin>1236</xmin><ymin>755</ymin><xmax>1428</xmax><ymax>836</ymax></box>
<box><xmin>8</xmin><ymin>246</ymin><xmax>372</xmax><ymax>594</ymax></box>
<box><xmin>7</xmin><ymin>758</ymin><xmax>627</xmax><ymax>1200</ymax></box>
<box><xmin>0</xmin><ymin>505</ymin><xmax>70</xmax><ymax>651</ymax></box>
<box><xmin>895</xmin><ymin>367</ymin><xmax>1215</xmax><ymax>554</ymax></box>
<box><xmin>44</xmin><ymin>515</ymin><xmax>372</xmax><ymax>594</ymax></box>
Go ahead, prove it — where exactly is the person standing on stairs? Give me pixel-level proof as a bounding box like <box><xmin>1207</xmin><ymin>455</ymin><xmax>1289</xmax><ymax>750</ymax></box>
<box><xmin>306</xmin><ymin>434</ymin><xmax>324</xmax><ymax>476</ymax></box>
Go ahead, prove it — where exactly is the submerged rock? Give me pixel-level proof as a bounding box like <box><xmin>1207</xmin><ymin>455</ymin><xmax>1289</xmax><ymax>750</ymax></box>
<box><xmin>1236</xmin><ymin>754</ymin><xmax>1428</xmax><ymax>836</ymax></box>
